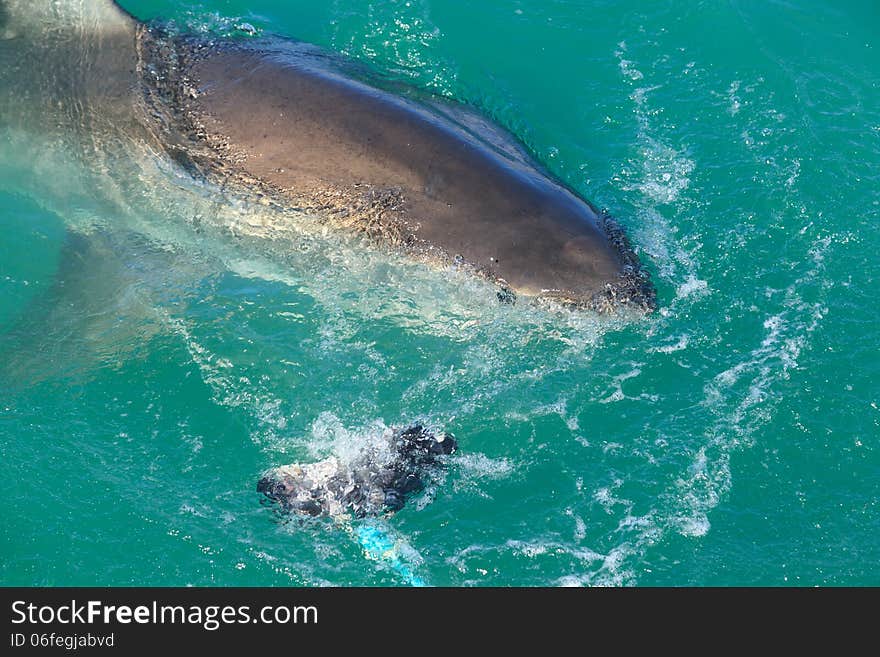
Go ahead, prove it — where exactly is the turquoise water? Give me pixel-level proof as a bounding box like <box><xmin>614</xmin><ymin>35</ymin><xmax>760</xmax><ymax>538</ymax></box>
<box><xmin>1</xmin><ymin>0</ymin><xmax>878</xmax><ymax>586</ymax></box>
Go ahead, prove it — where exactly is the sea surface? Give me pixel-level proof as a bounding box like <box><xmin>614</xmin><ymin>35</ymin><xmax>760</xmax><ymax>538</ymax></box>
<box><xmin>1</xmin><ymin>0</ymin><xmax>878</xmax><ymax>586</ymax></box>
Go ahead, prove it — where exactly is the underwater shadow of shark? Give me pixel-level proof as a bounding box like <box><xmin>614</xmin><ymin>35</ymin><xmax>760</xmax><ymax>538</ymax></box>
<box><xmin>257</xmin><ymin>425</ymin><xmax>457</xmax><ymax>519</ymax></box>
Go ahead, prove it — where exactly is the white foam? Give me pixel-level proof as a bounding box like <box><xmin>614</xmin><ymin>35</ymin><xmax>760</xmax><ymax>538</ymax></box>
<box><xmin>506</xmin><ymin>539</ymin><xmax>604</xmax><ymax>564</ymax></box>
<box><xmin>612</xmin><ymin>45</ymin><xmax>706</xmax><ymax>315</ymax></box>
<box><xmin>163</xmin><ymin>11</ymin><xmax>263</xmax><ymax>38</ymax></box>
<box><xmin>455</xmin><ymin>453</ymin><xmax>515</xmax><ymax>480</ymax></box>
<box><xmin>598</xmin><ymin>367</ymin><xmax>658</xmax><ymax>404</ymax></box>
<box><xmin>538</xmin><ymin>51</ymin><xmax>837</xmax><ymax>588</ymax></box>
<box><xmin>163</xmin><ymin>313</ymin><xmax>289</xmax><ymax>439</ymax></box>
<box><xmin>676</xmin><ymin>275</ymin><xmax>709</xmax><ymax>300</ymax></box>
<box><xmin>305</xmin><ymin>412</ymin><xmax>396</xmax><ymax>464</ymax></box>
<box><xmin>331</xmin><ymin>0</ymin><xmax>456</xmax><ymax>96</ymax></box>
<box><xmin>593</xmin><ymin>479</ymin><xmax>629</xmax><ymax>514</ymax></box>
<box><xmin>564</xmin><ymin>508</ymin><xmax>588</xmax><ymax>541</ymax></box>
<box><xmin>727</xmin><ymin>80</ymin><xmax>742</xmax><ymax>115</ymax></box>
<box><xmin>650</xmin><ymin>334</ymin><xmax>690</xmax><ymax>354</ymax></box>
<box><xmin>618</xmin><ymin>58</ymin><xmax>645</xmax><ymax>82</ymax></box>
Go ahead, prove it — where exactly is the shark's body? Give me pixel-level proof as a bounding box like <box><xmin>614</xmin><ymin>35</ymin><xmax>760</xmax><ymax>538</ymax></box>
<box><xmin>0</xmin><ymin>0</ymin><xmax>654</xmax><ymax>311</ymax></box>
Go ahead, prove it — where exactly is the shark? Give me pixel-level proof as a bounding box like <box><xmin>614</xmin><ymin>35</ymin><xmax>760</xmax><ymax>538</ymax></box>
<box><xmin>0</xmin><ymin>0</ymin><xmax>654</xmax><ymax>314</ymax></box>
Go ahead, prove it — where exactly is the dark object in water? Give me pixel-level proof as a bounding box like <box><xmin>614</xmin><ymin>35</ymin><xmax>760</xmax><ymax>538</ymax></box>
<box><xmin>257</xmin><ymin>425</ymin><xmax>457</xmax><ymax>518</ymax></box>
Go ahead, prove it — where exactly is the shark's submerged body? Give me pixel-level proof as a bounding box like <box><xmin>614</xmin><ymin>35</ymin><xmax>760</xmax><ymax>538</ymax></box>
<box><xmin>0</xmin><ymin>0</ymin><xmax>654</xmax><ymax>312</ymax></box>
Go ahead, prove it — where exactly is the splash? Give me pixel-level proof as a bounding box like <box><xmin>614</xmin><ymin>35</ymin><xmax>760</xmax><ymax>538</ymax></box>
<box><xmin>330</xmin><ymin>0</ymin><xmax>457</xmax><ymax>95</ymax></box>
<box><xmin>613</xmin><ymin>46</ymin><xmax>706</xmax><ymax>307</ymax></box>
